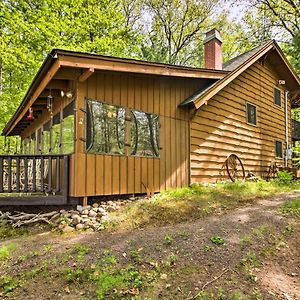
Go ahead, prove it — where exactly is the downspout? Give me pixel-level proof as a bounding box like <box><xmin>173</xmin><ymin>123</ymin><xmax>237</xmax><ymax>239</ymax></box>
<box><xmin>285</xmin><ymin>90</ymin><xmax>289</xmax><ymax>167</ymax></box>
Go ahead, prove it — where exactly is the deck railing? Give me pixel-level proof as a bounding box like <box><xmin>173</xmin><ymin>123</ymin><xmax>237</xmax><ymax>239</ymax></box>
<box><xmin>0</xmin><ymin>154</ymin><xmax>69</xmax><ymax>201</ymax></box>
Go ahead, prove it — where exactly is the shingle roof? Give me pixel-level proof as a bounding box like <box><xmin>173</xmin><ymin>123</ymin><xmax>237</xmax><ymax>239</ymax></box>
<box><xmin>222</xmin><ymin>43</ymin><xmax>267</xmax><ymax>71</ymax></box>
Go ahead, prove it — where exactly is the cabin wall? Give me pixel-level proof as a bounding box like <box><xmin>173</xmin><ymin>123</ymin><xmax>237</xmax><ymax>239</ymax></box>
<box><xmin>70</xmin><ymin>71</ymin><xmax>201</xmax><ymax>197</ymax></box>
<box><xmin>190</xmin><ymin>61</ymin><xmax>292</xmax><ymax>183</ymax></box>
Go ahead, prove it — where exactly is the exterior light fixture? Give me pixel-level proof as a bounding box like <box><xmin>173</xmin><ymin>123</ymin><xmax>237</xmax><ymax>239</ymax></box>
<box><xmin>60</xmin><ymin>89</ymin><xmax>74</xmax><ymax>99</ymax></box>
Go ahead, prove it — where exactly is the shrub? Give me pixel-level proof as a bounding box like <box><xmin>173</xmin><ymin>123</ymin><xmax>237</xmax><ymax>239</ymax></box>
<box><xmin>276</xmin><ymin>170</ymin><xmax>293</xmax><ymax>185</ymax></box>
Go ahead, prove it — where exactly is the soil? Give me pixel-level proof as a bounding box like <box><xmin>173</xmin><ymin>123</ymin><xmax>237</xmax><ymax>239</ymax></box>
<box><xmin>0</xmin><ymin>192</ymin><xmax>299</xmax><ymax>300</ymax></box>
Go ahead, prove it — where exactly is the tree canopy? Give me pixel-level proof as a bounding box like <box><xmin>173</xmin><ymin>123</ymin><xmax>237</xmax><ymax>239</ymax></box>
<box><xmin>0</xmin><ymin>0</ymin><xmax>299</xmax><ymax>152</ymax></box>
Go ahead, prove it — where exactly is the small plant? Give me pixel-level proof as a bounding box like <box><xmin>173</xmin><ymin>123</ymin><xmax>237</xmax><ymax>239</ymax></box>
<box><xmin>164</xmin><ymin>233</ymin><xmax>174</xmax><ymax>245</ymax></box>
<box><xmin>62</xmin><ymin>267</ymin><xmax>90</xmax><ymax>283</ymax></box>
<box><xmin>0</xmin><ymin>275</ymin><xmax>19</xmax><ymax>295</ymax></box>
<box><xmin>73</xmin><ymin>244</ymin><xmax>90</xmax><ymax>263</ymax></box>
<box><xmin>43</xmin><ymin>244</ymin><xmax>53</xmax><ymax>253</ymax></box>
<box><xmin>210</xmin><ymin>235</ymin><xmax>225</xmax><ymax>245</ymax></box>
<box><xmin>203</xmin><ymin>245</ymin><xmax>214</xmax><ymax>252</ymax></box>
<box><xmin>164</xmin><ymin>253</ymin><xmax>177</xmax><ymax>268</ymax></box>
<box><xmin>102</xmin><ymin>249</ymin><xmax>117</xmax><ymax>266</ymax></box>
<box><xmin>130</xmin><ymin>249</ymin><xmax>142</xmax><ymax>264</ymax></box>
<box><xmin>0</xmin><ymin>243</ymin><xmax>16</xmax><ymax>261</ymax></box>
<box><xmin>276</xmin><ymin>170</ymin><xmax>293</xmax><ymax>185</ymax></box>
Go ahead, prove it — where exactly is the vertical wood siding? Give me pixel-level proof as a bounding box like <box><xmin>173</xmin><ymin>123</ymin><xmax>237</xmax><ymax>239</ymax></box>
<box><xmin>190</xmin><ymin>62</ymin><xmax>292</xmax><ymax>182</ymax></box>
<box><xmin>71</xmin><ymin>72</ymin><xmax>200</xmax><ymax>197</ymax></box>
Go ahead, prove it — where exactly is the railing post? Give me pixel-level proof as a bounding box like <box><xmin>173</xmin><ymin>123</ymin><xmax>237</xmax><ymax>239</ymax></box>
<box><xmin>16</xmin><ymin>157</ymin><xmax>20</xmax><ymax>192</ymax></box>
<box><xmin>63</xmin><ymin>155</ymin><xmax>69</xmax><ymax>203</ymax></box>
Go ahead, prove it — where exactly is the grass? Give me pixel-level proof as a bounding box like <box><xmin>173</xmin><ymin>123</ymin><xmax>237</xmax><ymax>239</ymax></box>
<box><xmin>279</xmin><ymin>198</ymin><xmax>300</xmax><ymax>216</ymax></box>
<box><xmin>111</xmin><ymin>180</ymin><xmax>300</xmax><ymax>229</ymax></box>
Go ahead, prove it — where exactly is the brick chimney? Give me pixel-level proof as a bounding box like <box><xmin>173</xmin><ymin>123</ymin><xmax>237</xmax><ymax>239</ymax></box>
<box><xmin>204</xmin><ymin>29</ymin><xmax>222</xmax><ymax>70</ymax></box>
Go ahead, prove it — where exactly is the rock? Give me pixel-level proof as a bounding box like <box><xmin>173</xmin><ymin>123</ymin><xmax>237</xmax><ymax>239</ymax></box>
<box><xmin>62</xmin><ymin>225</ymin><xmax>75</xmax><ymax>233</ymax></box>
<box><xmin>92</xmin><ymin>203</ymin><xmax>99</xmax><ymax>208</ymax></box>
<box><xmin>88</xmin><ymin>210</ymin><xmax>97</xmax><ymax>218</ymax></box>
<box><xmin>97</xmin><ymin>207</ymin><xmax>106</xmax><ymax>214</ymax></box>
<box><xmin>71</xmin><ymin>215</ymin><xmax>82</xmax><ymax>225</ymax></box>
<box><xmin>76</xmin><ymin>224</ymin><xmax>84</xmax><ymax>230</ymax></box>
<box><xmin>76</xmin><ymin>205</ymin><xmax>83</xmax><ymax>212</ymax></box>
<box><xmin>101</xmin><ymin>214</ymin><xmax>110</xmax><ymax>222</ymax></box>
<box><xmin>60</xmin><ymin>209</ymin><xmax>66</xmax><ymax>214</ymax></box>
<box><xmin>81</xmin><ymin>209</ymin><xmax>89</xmax><ymax>215</ymax></box>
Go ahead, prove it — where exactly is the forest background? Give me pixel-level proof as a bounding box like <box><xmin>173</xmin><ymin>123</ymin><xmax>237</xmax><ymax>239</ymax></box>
<box><xmin>0</xmin><ymin>0</ymin><xmax>299</xmax><ymax>152</ymax></box>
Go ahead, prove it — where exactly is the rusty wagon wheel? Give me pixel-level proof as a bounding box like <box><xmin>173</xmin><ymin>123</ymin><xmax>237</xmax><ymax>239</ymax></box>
<box><xmin>267</xmin><ymin>161</ymin><xmax>278</xmax><ymax>180</ymax></box>
<box><xmin>225</xmin><ymin>154</ymin><xmax>245</xmax><ymax>182</ymax></box>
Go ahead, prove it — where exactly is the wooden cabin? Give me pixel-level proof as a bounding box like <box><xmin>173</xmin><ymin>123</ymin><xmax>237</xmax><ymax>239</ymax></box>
<box><xmin>1</xmin><ymin>29</ymin><xmax>300</xmax><ymax>205</ymax></box>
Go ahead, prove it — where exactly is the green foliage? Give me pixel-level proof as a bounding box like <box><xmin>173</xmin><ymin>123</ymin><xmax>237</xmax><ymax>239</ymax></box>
<box><xmin>280</xmin><ymin>199</ymin><xmax>300</xmax><ymax>216</ymax></box>
<box><xmin>73</xmin><ymin>244</ymin><xmax>90</xmax><ymax>263</ymax></box>
<box><xmin>91</xmin><ymin>266</ymin><xmax>144</xmax><ymax>300</ymax></box>
<box><xmin>276</xmin><ymin>170</ymin><xmax>294</xmax><ymax>185</ymax></box>
<box><xmin>0</xmin><ymin>243</ymin><xmax>16</xmax><ymax>261</ymax></box>
<box><xmin>0</xmin><ymin>219</ymin><xmax>28</xmax><ymax>239</ymax></box>
<box><xmin>210</xmin><ymin>235</ymin><xmax>225</xmax><ymax>245</ymax></box>
<box><xmin>0</xmin><ymin>275</ymin><xmax>19</xmax><ymax>295</ymax></box>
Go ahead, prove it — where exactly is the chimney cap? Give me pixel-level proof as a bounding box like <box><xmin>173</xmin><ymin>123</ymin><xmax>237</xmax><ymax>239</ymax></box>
<box><xmin>204</xmin><ymin>29</ymin><xmax>222</xmax><ymax>44</ymax></box>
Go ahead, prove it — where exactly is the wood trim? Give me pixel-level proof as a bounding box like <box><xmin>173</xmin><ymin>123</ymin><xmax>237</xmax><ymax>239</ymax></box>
<box><xmin>59</xmin><ymin>54</ymin><xmax>226</xmax><ymax>79</ymax></box>
<box><xmin>78</xmin><ymin>68</ymin><xmax>94</xmax><ymax>82</ymax></box>
<box><xmin>6</xmin><ymin>60</ymin><xmax>61</xmax><ymax>135</ymax></box>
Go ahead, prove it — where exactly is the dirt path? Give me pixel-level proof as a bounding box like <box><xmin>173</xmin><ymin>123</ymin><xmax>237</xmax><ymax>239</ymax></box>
<box><xmin>1</xmin><ymin>192</ymin><xmax>299</xmax><ymax>299</ymax></box>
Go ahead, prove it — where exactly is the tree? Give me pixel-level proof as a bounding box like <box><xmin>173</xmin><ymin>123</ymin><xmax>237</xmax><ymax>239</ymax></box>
<box><xmin>139</xmin><ymin>0</ymin><xmax>227</xmax><ymax>66</ymax></box>
<box><xmin>0</xmin><ymin>0</ymin><xmax>139</xmax><ymax>152</ymax></box>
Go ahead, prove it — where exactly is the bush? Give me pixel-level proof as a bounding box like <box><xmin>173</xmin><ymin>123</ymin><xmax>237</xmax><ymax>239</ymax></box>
<box><xmin>276</xmin><ymin>170</ymin><xmax>293</xmax><ymax>185</ymax></box>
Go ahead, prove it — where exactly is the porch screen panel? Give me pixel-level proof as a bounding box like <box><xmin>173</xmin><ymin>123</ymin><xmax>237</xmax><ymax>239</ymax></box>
<box><xmin>52</xmin><ymin>113</ymin><xmax>61</xmax><ymax>154</ymax></box>
<box><xmin>62</xmin><ymin>102</ymin><xmax>74</xmax><ymax>154</ymax></box>
<box><xmin>130</xmin><ymin>110</ymin><xmax>159</xmax><ymax>157</ymax></box>
<box><xmin>29</xmin><ymin>132</ymin><xmax>36</xmax><ymax>154</ymax></box>
<box><xmin>86</xmin><ymin>99</ymin><xmax>125</xmax><ymax>155</ymax></box>
<box><xmin>42</xmin><ymin>121</ymin><xmax>51</xmax><ymax>154</ymax></box>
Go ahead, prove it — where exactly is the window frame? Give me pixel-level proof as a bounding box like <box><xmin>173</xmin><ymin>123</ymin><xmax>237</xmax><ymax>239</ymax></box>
<box><xmin>274</xmin><ymin>86</ymin><xmax>282</xmax><ymax>108</ymax></box>
<box><xmin>275</xmin><ymin>140</ymin><xmax>283</xmax><ymax>159</ymax></box>
<box><xmin>246</xmin><ymin>102</ymin><xmax>257</xmax><ymax>126</ymax></box>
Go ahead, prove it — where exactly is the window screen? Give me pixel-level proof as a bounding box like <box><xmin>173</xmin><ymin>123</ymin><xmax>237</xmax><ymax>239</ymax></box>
<box><xmin>130</xmin><ymin>110</ymin><xmax>159</xmax><ymax>157</ymax></box>
<box><xmin>275</xmin><ymin>141</ymin><xmax>283</xmax><ymax>158</ymax></box>
<box><xmin>42</xmin><ymin>121</ymin><xmax>51</xmax><ymax>154</ymax></box>
<box><xmin>86</xmin><ymin>100</ymin><xmax>125</xmax><ymax>155</ymax></box>
<box><xmin>274</xmin><ymin>88</ymin><xmax>281</xmax><ymax>106</ymax></box>
<box><xmin>52</xmin><ymin>113</ymin><xmax>61</xmax><ymax>154</ymax></box>
<box><xmin>62</xmin><ymin>102</ymin><xmax>74</xmax><ymax>154</ymax></box>
<box><xmin>246</xmin><ymin>103</ymin><xmax>257</xmax><ymax>125</ymax></box>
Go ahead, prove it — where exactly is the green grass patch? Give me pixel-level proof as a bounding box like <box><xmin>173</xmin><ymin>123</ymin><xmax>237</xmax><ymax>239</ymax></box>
<box><xmin>0</xmin><ymin>219</ymin><xmax>28</xmax><ymax>239</ymax></box>
<box><xmin>111</xmin><ymin>180</ymin><xmax>300</xmax><ymax>229</ymax></box>
<box><xmin>280</xmin><ymin>198</ymin><xmax>300</xmax><ymax>216</ymax></box>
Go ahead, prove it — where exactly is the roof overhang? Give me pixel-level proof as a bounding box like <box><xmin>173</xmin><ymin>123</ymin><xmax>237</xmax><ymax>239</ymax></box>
<box><xmin>3</xmin><ymin>49</ymin><xmax>228</xmax><ymax>136</ymax></box>
<box><xmin>181</xmin><ymin>40</ymin><xmax>300</xmax><ymax>109</ymax></box>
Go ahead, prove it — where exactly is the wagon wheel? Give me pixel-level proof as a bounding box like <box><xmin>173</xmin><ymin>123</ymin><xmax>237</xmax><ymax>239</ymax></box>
<box><xmin>225</xmin><ymin>154</ymin><xmax>245</xmax><ymax>182</ymax></box>
<box><xmin>267</xmin><ymin>161</ymin><xmax>278</xmax><ymax>180</ymax></box>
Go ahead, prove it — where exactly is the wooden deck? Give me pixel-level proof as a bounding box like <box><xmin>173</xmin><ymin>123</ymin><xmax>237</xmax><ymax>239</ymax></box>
<box><xmin>0</xmin><ymin>154</ymin><xmax>69</xmax><ymax>206</ymax></box>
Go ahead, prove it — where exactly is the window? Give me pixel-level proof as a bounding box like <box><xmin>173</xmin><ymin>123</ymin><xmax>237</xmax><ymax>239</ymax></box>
<box><xmin>61</xmin><ymin>102</ymin><xmax>75</xmax><ymax>154</ymax></box>
<box><xmin>274</xmin><ymin>87</ymin><xmax>281</xmax><ymax>107</ymax></box>
<box><xmin>86</xmin><ymin>100</ymin><xmax>125</xmax><ymax>155</ymax></box>
<box><xmin>130</xmin><ymin>110</ymin><xmax>159</xmax><ymax>157</ymax></box>
<box><xmin>275</xmin><ymin>141</ymin><xmax>283</xmax><ymax>158</ymax></box>
<box><xmin>246</xmin><ymin>103</ymin><xmax>257</xmax><ymax>125</ymax></box>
